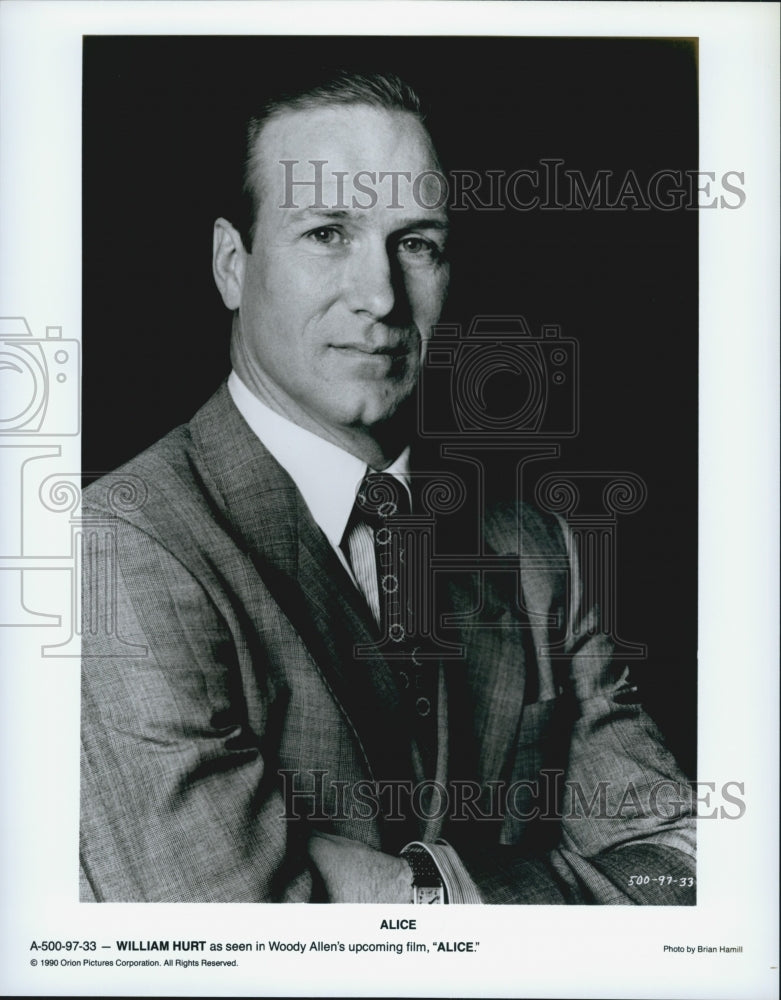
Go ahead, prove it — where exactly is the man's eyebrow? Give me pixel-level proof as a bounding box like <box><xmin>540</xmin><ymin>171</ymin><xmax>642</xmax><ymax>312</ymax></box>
<box><xmin>281</xmin><ymin>208</ymin><xmax>352</xmax><ymax>223</ymax></box>
<box><xmin>281</xmin><ymin>207</ymin><xmax>449</xmax><ymax>231</ymax></box>
<box><xmin>396</xmin><ymin>218</ymin><xmax>449</xmax><ymax>232</ymax></box>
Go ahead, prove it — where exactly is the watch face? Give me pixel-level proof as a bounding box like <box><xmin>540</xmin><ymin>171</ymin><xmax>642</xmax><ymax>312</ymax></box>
<box><xmin>415</xmin><ymin>886</ymin><xmax>444</xmax><ymax>904</ymax></box>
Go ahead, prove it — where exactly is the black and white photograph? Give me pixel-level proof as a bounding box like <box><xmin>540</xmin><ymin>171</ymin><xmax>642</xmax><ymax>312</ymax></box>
<box><xmin>0</xmin><ymin>2</ymin><xmax>778</xmax><ymax>998</ymax></box>
<box><xmin>81</xmin><ymin>35</ymin><xmax>701</xmax><ymax>906</ymax></box>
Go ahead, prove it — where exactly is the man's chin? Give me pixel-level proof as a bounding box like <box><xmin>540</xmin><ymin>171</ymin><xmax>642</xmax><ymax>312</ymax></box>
<box><xmin>348</xmin><ymin>389</ymin><xmax>417</xmax><ymax>439</ymax></box>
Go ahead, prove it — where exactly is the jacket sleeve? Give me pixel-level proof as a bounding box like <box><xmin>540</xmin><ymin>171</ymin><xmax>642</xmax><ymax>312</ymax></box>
<box><xmin>452</xmin><ymin>508</ymin><xmax>697</xmax><ymax>904</ymax></box>
<box><xmin>455</xmin><ymin>690</ymin><xmax>697</xmax><ymax>904</ymax></box>
<box><xmin>80</xmin><ymin>514</ymin><xmax>316</xmax><ymax>902</ymax></box>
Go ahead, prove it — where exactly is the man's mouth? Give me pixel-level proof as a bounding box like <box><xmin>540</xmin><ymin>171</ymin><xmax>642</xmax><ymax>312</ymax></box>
<box><xmin>331</xmin><ymin>343</ymin><xmax>408</xmax><ymax>357</ymax></box>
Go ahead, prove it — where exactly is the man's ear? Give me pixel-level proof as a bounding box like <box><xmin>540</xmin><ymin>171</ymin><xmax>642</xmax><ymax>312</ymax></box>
<box><xmin>212</xmin><ymin>218</ymin><xmax>247</xmax><ymax>310</ymax></box>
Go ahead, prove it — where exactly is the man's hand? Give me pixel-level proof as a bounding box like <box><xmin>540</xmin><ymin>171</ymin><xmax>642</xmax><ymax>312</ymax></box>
<box><xmin>307</xmin><ymin>832</ymin><xmax>413</xmax><ymax>903</ymax></box>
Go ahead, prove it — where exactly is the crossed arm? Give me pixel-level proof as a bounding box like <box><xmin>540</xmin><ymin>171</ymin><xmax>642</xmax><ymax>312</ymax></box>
<box><xmin>80</xmin><ymin>511</ymin><xmax>695</xmax><ymax>904</ymax></box>
<box><xmin>307</xmin><ymin>682</ymin><xmax>697</xmax><ymax>905</ymax></box>
<box><xmin>303</xmin><ymin>508</ymin><xmax>697</xmax><ymax>905</ymax></box>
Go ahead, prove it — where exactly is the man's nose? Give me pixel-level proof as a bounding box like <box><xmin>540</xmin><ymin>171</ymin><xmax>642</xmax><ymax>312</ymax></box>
<box><xmin>345</xmin><ymin>239</ymin><xmax>397</xmax><ymax>320</ymax></box>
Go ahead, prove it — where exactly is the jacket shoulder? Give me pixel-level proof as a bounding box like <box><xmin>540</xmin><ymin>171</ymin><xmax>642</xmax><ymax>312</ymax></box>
<box><xmin>83</xmin><ymin>422</ymin><xmax>201</xmax><ymax>525</ymax></box>
<box><xmin>81</xmin><ymin>389</ymin><xmax>235</xmax><ymax>559</ymax></box>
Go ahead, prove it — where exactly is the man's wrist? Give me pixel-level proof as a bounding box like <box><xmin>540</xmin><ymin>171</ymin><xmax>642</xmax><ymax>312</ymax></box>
<box><xmin>401</xmin><ymin>842</ymin><xmax>447</xmax><ymax>904</ymax></box>
<box><xmin>400</xmin><ymin>840</ymin><xmax>483</xmax><ymax>905</ymax></box>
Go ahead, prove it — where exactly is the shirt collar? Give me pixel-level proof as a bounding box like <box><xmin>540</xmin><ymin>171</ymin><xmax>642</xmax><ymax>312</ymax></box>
<box><xmin>227</xmin><ymin>371</ymin><xmax>411</xmax><ymax>551</ymax></box>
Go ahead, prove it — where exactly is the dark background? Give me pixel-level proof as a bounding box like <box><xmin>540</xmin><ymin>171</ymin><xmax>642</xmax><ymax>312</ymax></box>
<box><xmin>83</xmin><ymin>36</ymin><xmax>698</xmax><ymax>774</ymax></box>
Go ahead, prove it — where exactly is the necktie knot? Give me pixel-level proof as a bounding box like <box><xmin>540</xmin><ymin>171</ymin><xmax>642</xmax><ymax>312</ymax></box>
<box><xmin>354</xmin><ymin>472</ymin><xmax>411</xmax><ymax>528</ymax></box>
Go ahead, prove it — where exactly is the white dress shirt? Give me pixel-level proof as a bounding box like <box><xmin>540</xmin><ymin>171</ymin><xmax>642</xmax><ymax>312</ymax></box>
<box><xmin>228</xmin><ymin>370</ymin><xmax>409</xmax><ymax>616</ymax></box>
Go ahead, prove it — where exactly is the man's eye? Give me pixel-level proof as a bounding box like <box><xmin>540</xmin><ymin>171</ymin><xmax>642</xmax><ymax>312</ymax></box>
<box><xmin>306</xmin><ymin>227</ymin><xmax>346</xmax><ymax>246</ymax></box>
<box><xmin>398</xmin><ymin>236</ymin><xmax>441</xmax><ymax>260</ymax></box>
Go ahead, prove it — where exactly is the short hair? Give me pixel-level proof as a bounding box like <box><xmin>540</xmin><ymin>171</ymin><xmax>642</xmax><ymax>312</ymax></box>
<box><xmin>234</xmin><ymin>71</ymin><xmax>426</xmax><ymax>250</ymax></box>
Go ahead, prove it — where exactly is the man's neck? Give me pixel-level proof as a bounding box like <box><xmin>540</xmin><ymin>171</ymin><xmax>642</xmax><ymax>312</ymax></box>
<box><xmin>231</xmin><ymin>356</ymin><xmax>410</xmax><ymax>471</ymax></box>
<box><xmin>290</xmin><ymin>412</ymin><xmax>403</xmax><ymax>470</ymax></box>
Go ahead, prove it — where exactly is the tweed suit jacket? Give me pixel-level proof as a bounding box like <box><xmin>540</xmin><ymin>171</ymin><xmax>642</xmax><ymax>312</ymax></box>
<box><xmin>80</xmin><ymin>384</ymin><xmax>696</xmax><ymax>904</ymax></box>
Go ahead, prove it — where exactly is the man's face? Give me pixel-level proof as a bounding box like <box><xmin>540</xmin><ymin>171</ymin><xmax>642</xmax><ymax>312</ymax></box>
<box><xmin>231</xmin><ymin>105</ymin><xmax>450</xmax><ymax>443</ymax></box>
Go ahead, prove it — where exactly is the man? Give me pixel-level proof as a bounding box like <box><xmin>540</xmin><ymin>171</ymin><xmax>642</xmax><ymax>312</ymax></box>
<box><xmin>80</xmin><ymin>71</ymin><xmax>695</xmax><ymax>903</ymax></box>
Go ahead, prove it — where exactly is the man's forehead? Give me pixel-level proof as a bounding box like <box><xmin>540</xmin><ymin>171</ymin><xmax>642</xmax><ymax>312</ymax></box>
<box><xmin>258</xmin><ymin>103</ymin><xmax>437</xmax><ymax>162</ymax></box>
<box><xmin>250</xmin><ymin>104</ymin><xmax>443</xmax><ymax>209</ymax></box>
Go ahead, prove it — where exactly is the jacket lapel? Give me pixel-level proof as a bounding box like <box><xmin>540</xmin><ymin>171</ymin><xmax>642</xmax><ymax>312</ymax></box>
<box><xmin>188</xmin><ymin>384</ymin><xmax>416</xmax><ymax>787</ymax></box>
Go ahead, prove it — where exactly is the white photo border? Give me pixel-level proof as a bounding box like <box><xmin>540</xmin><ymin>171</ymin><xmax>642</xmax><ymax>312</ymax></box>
<box><xmin>0</xmin><ymin>3</ymin><xmax>778</xmax><ymax>998</ymax></box>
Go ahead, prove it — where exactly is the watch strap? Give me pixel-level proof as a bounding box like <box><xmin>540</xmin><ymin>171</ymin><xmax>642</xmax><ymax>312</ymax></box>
<box><xmin>400</xmin><ymin>842</ymin><xmax>447</xmax><ymax>903</ymax></box>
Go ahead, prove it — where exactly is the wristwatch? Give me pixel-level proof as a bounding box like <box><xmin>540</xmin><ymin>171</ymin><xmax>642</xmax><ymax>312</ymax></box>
<box><xmin>401</xmin><ymin>843</ymin><xmax>446</xmax><ymax>904</ymax></box>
